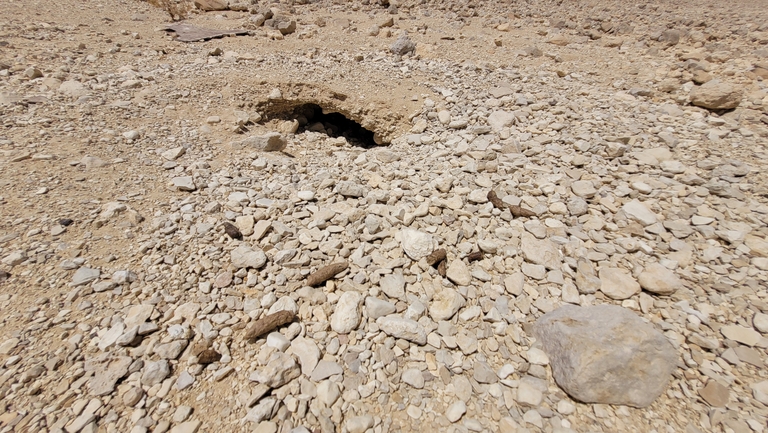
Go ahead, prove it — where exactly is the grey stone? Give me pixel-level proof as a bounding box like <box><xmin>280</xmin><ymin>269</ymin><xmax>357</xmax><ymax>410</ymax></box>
<box><xmin>172</xmin><ymin>176</ymin><xmax>196</xmax><ymax>191</ymax></box>
<box><xmin>72</xmin><ymin>267</ymin><xmax>100</xmax><ymax>286</ymax></box>
<box><xmin>390</xmin><ymin>32</ymin><xmax>415</xmax><ymax>55</ymax></box>
<box><xmin>533</xmin><ymin>305</ymin><xmax>677</xmax><ymax>408</ymax></box>
<box><xmin>176</xmin><ymin>371</ymin><xmax>195</xmax><ymax>390</ymax></box>
<box><xmin>473</xmin><ymin>361</ymin><xmax>498</xmax><ymax>384</ymax></box>
<box><xmin>141</xmin><ymin>360</ymin><xmax>170</xmax><ymax>387</ymax></box>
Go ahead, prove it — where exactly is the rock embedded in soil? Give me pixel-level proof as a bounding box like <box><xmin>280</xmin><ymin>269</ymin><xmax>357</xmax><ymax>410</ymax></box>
<box><xmin>533</xmin><ymin>305</ymin><xmax>677</xmax><ymax>408</ymax></box>
<box><xmin>689</xmin><ymin>80</ymin><xmax>743</xmax><ymax>110</ymax></box>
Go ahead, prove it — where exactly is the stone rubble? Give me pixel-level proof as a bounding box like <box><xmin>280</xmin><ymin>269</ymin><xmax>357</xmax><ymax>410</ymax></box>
<box><xmin>1</xmin><ymin>0</ymin><xmax>768</xmax><ymax>432</ymax></box>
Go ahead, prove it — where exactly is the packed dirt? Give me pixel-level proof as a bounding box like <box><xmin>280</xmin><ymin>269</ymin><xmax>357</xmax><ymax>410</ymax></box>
<box><xmin>2</xmin><ymin>0</ymin><xmax>768</xmax><ymax>432</ymax></box>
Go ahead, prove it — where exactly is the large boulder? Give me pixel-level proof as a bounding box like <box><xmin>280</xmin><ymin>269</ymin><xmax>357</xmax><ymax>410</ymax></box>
<box><xmin>690</xmin><ymin>80</ymin><xmax>742</xmax><ymax>110</ymax></box>
<box><xmin>533</xmin><ymin>304</ymin><xmax>677</xmax><ymax>408</ymax></box>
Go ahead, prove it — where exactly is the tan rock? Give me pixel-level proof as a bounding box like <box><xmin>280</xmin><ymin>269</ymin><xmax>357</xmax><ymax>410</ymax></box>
<box><xmin>690</xmin><ymin>80</ymin><xmax>742</xmax><ymax>110</ymax></box>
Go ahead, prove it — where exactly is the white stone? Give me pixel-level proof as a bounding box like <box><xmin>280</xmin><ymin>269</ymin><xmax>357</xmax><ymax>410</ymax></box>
<box><xmin>400</xmin><ymin>228</ymin><xmax>434</xmax><ymax>260</ymax></box>
<box><xmin>330</xmin><ymin>291</ymin><xmax>362</xmax><ymax>334</ymax></box>
<box><xmin>266</xmin><ymin>332</ymin><xmax>291</xmax><ymax>352</ymax></box>
<box><xmin>376</xmin><ymin>315</ymin><xmax>427</xmax><ymax>345</ymax></box>
<box><xmin>445</xmin><ymin>401</ymin><xmax>467</xmax><ymax>422</ymax></box>
<box><xmin>289</xmin><ymin>337</ymin><xmax>320</xmax><ymax>375</ymax></box>
<box><xmin>402</xmin><ymin>368</ymin><xmax>425</xmax><ymax>388</ymax></box>
<box><xmin>316</xmin><ymin>380</ymin><xmax>340</xmax><ymax>407</ymax></box>
<box><xmin>429</xmin><ymin>289</ymin><xmax>465</xmax><ymax>321</ymax></box>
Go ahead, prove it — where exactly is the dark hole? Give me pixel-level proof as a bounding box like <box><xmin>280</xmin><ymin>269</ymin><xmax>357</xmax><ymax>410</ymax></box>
<box><xmin>283</xmin><ymin>103</ymin><xmax>377</xmax><ymax>148</ymax></box>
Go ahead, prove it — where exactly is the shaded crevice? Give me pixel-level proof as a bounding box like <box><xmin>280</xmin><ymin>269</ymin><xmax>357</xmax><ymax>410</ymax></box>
<box><xmin>270</xmin><ymin>103</ymin><xmax>378</xmax><ymax>148</ymax></box>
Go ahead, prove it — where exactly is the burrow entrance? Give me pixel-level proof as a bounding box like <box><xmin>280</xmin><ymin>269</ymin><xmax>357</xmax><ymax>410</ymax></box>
<box><xmin>266</xmin><ymin>103</ymin><xmax>379</xmax><ymax>148</ymax></box>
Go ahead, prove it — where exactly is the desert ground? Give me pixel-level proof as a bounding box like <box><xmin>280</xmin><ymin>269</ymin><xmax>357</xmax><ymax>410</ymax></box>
<box><xmin>1</xmin><ymin>0</ymin><xmax>768</xmax><ymax>432</ymax></box>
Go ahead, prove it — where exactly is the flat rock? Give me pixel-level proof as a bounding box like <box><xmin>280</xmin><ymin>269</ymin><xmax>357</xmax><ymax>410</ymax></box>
<box><xmin>170</xmin><ymin>421</ymin><xmax>201</xmax><ymax>433</ymax></box>
<box><xmin>172</xmin><ymin>176</ymin><xmax>196</xmax><ymax>191</ymax></box>
<box><xmin>720</xmin><ymin>325</ymin><xmax>761</xmax><ymax>346</ymax></box>
<box><xmin>231</xmin><ymin>245</ymin><xmax>267</xmax><ymax>269</ymax></box>
<box><xmin>487</xmin><ymin>110</ymin><xmax>516</xmax><ymax>131</ymax></box>
<box><xmin>575</xmin><ymin>259</ymin><xmax>600</xmax><ymax>294</ymax></box>
<box><xmin>310</xmin><ymin>360</ymin><xmax>343</xmax><ymax>382</ymax></box>
<box><xmin>235</xmin><ymin>132</ymin><xmax>287</xmax><ymax>152</ymax></box>
<box><xmin>72</xmin><ymin>267</ymin><xmax>100</xmax><ymax>286</ymax></box>
<box><xmin>754</xmin><ymin>313</ymin><xmax>768</xmax><ymax>334</ymax></box>
<box><xmin>402</xmin><ymin>368</ymin><xmax>425</xmax><ymax>388</ymax></box>
<box><xmin>379</xmin><ymin>272</ymin><xmax>405</xmax><ymax>299</ymax></box>
<box><xmin>365</xmin><ymin>297</ymin><xmax>396</xmax><ymax>319</ymax></box>
<box><xmin>87</xmin><ymin>355</ymin><xmax>132</xmax><ymax>396</ymax></box>
<box><xmin>521</xmin><ymin>232</ymin><xmax>560</xmax><ymax>270</ymax></box>
<box><xmin>376</xmin><ymin>315</ymin><xmax>427</xmax><ymax>345</ymax></box>
<box><xmin>533</xmin><ymin>304</ymin><xmax>677</xmax><ymax>408</ymax></box>
<box><xmin>141</xmin><ymin>360</ymin><xmax>170</xmax><ymax>387</ymax></box>
<box><xmin>289</xmin><ymin>337</ymin><xmax>320</xmax><ymax>376</ymax></box>
<box><xmin>622</xmin><ymin>200</ymin><xmax>657</xmax><ymax>226</ymax></box>
<box><xmin>250</xmin><ymin>352</ymin><xmax>300</xmax><ymax>388</ymax></box>
<box><xmin>699</xmin><ymin>381</ymin><xmax>729</xmax><ymax>407</ymax></box>
<box><xmin>345</xmin><ymin>416</ymin><xmax>374</xmax><ymax>433</ymax></box>
<box><xmin>446</xmin><ymin>401</ymin><xmax>467</xmax><ymax>422</ymax></box>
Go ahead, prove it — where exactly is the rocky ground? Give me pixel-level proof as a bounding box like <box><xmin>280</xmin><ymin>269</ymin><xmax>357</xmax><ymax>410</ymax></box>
<box><xmin>1</xmin><ymin>0</ymin><xmax>768</xmax><ymax>432</ymax></box>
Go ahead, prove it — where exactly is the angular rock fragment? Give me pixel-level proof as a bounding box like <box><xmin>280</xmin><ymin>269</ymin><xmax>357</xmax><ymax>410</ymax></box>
<box><xmin>690</xmin><ymin>80</ymin><xmax>742</xmax><ymax>110</ymax></box>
